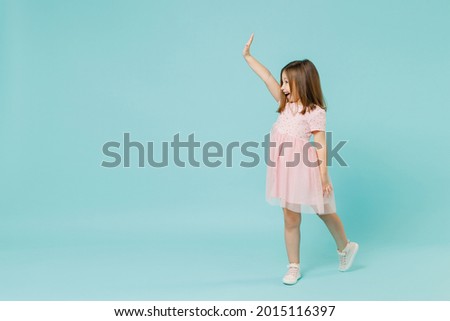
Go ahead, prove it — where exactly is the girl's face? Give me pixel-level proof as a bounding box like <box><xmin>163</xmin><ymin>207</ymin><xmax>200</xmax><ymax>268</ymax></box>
<box><xmin>281</xmin><ymin>71</ymin><xmax>292</xmax><ymax>102</ymax></box>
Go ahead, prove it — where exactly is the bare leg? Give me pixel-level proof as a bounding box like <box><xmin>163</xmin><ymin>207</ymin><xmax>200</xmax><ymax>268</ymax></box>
<box><xmin>316</xmin><ymin>213</ymin><xmax>349</xmax><ymax>251</ymax></box>
<box><xmin>283</xmin><ymin>207</ymin><xmax>301</xmax><ymax>264</ymax></box>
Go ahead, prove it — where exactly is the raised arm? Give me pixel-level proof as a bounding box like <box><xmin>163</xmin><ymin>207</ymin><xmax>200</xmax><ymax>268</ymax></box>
<box><xmin>242</xmin><ymin>33</ymin><xmax>281</xmax><ymax>103</ymax></box>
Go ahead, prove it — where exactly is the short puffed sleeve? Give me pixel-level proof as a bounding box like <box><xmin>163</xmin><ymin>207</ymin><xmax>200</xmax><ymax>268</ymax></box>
<box><xmin>307</xmin><ymin>106</ymin><xmax>326</xmax><ymax>132</ymax></box>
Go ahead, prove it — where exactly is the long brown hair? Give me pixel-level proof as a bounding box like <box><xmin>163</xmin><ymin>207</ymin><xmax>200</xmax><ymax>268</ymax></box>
<box><xmin>277</xmin><ymin>59</ymin><xmax>327</xmax><ymax>115</ymax></box>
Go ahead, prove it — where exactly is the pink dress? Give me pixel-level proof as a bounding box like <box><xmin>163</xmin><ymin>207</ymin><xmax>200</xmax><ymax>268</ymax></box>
<box><xmin>266</xmin><ymin>102</ymin><xmax>337</xmax><ymax>215</ymax></box>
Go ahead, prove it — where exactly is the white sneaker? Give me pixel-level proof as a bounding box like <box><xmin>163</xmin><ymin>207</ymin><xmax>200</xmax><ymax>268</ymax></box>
<box><xmin>282</xmin><ymin>263</ymin><xmax>302</xmax><ymax>285</ymax></box>
<box><xmin>337</xmin><ymin>241</ymin><xmax>359</xmax><ymax>271</ymax></box>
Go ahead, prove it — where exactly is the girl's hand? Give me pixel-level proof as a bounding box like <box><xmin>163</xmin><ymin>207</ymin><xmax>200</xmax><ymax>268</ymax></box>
<box><xmin>321</xmin><ymin>175</ymin><xmax>333</xmax><ymax>197</ymax></box>
<box><xmin>242</xmin><ymin>33</ymin><xmax>254</xmax><ymax>58</ymax></box>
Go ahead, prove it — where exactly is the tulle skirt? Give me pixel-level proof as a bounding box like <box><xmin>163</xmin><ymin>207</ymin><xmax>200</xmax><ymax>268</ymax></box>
<box><xmin>265</xmin><ymin>128</ymin><xmax>337</xmax><ymax>215</ymax></box>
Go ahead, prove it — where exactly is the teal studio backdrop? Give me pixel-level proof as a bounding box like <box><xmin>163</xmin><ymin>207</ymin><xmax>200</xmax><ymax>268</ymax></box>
<box><xmin>1</xmin><ymin>0</ymin><xmax>449</xmax><ymax>300</ymax></box>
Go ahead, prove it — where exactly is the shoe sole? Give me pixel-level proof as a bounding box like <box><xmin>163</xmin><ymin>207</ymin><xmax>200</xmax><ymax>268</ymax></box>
<box><xmin>339</xmin><ymin>243</ymin><xmax>359</xmax><ymax>272</ymax></box>
<box><xmin>282</xmin><ymin>274</ymin><xmax>302</xmax><ymax>285</ymax></box>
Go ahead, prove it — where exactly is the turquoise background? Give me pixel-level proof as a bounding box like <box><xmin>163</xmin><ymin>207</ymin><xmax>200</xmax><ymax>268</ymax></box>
<box><xmin>1</xmin><ymin>0</ymin><xmax>449</xmax><ymax>300</ymax></box>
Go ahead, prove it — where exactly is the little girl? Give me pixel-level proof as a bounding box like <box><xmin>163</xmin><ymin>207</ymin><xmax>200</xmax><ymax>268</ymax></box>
<box><xmin>243</xmin><ymin>33</ymin><xmax>359</xmax><ymax>285</ymax></box>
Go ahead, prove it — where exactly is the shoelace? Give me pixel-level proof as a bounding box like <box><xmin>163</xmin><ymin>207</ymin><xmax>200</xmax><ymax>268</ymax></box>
<box><xmin>285</xmin><ymin>267</ymin><xmax>299</xmax><ymax>279</ymax></box>
<box><xmin>338</xmin><ymin>251</ymin><xmax>347</xmax><ymax>266</ymax></box>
